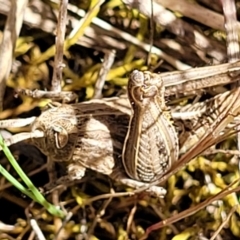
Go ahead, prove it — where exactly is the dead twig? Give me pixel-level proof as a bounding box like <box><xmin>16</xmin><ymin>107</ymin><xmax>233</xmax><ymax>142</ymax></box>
<box><xmin>0</xmin><ymin>0</ymin><xmax>28</xmax><ymax>110</ymax></box>
<box><xmin>93</xmin><ymin>49</ymin><xmax>116</xmax><ymax>99</ymax></box>
<box><xmin>51</xmin><ymin>0</ymin><xmax>68</xmax><ymax>92</ymax></box>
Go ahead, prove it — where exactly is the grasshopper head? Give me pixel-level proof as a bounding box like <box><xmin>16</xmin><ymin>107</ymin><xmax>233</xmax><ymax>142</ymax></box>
<box><xmin>31</xmin><ymin>104</ymin><xmax>79</xmax><ymax>162</ymax></box>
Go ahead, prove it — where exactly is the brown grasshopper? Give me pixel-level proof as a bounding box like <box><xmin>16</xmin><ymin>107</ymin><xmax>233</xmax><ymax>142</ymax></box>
<box><xmin>1</xmin><ymin>69</ymin><xmax>240</xmax><ymax>197</ymax></box>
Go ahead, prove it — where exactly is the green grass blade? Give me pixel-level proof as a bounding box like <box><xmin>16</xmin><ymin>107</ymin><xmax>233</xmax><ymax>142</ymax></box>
<box><xmin>0</xmin><ymin>133</ymin><xmax>65</xmax><ymax>218</ymax></box>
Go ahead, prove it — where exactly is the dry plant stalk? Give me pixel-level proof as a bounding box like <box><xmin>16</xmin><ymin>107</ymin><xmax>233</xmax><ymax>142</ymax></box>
<box><xmin>0</xmin><ymin>0</ymin><xmax>28</xmax><ymax>110</ymax></box>
<box><xmin>51</xmin><ymin>0</ymin><xmax>68</xmax><ymax>92</ymax></box>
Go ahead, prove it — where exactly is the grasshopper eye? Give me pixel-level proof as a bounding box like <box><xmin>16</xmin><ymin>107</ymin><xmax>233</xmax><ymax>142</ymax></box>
<box><xmin>52</xmin><ymin>125</ymin><xmax>68</xmax><ymax>149</ymax></box>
